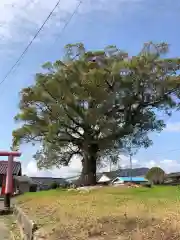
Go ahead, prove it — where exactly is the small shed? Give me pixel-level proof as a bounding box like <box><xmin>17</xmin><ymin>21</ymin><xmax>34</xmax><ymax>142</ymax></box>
<box><xmin>31</xmin><ymin>177</ymin><xmax>68</xmax><ymax>190</ymax></box>
<box><xmin>166</xmin><ymin>172</ymin><xmax>180</xmax><ymax>181</ymax></box>
<box><xmin>98</xmin><ymin>174</ymin><xmax>111</xmax><ymax>184</ymax></box>
<box><xmin>165</xmin><ymin>172</ymin><xmax>180</xmax><ymax>185</ymax></box>
<box><xmin>14</xmin><ymin>176</ymin><xmax>37</xmax><ymax>193</ymax></box>
<box><xmin>111</xmin><ymin>177</ymin><xmax>124</xmax><ymax>185</ymax></box>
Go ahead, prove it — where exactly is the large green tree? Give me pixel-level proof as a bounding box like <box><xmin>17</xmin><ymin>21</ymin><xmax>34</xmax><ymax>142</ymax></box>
<box><xmin>12</xmin><ymin>42</ymin><xmax>180</xmax><ymax>185</ymax></box>
<box><xmin>146</xmin><ymin>167</ymin><xmax>165</xmax><ymax>184</ymax></box>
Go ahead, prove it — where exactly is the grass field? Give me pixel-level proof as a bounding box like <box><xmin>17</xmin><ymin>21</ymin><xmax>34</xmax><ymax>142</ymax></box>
<box><xmin>15</xmin><ymin>186</ymin><xmax>180</xmax><ymax>240</ymax></box>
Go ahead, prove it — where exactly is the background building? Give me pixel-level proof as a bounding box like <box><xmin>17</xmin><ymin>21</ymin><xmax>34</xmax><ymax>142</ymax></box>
<box><xmin>0</xmin><ymin>160</ymin><xmax>22</xmax><ymax>195</ymax></box>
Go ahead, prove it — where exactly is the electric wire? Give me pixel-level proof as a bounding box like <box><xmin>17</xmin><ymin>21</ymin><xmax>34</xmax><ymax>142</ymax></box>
<box><xmin>0</xmin><ymin>0</ymin><xmax>82</xmax><ymax>86</ymax></box>
<box><xmin>52</xmin><ymin>0</ymin><xmax>82</xmax><ymax>45</ymax></box>
<box><xmin>0</xmin><ymin>0</ymin><xmax>62</xmax><ymax>86</ymax></box>
<box><xmin>0</xmin><ymin>0</ymin><xmax>82</xmax><ymax>99</ymax></box>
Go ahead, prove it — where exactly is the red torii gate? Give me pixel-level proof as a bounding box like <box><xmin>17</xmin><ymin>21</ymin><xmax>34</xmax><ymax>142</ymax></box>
<box><xmin>0</xmin><ymin>151</ymin><xmax>21</xmax><ymax>208</ymax></box>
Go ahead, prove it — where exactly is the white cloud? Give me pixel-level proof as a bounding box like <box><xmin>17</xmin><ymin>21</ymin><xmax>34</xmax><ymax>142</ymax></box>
<box><xmin>0</xmin><ymin>0</ymin><xmax>144</xmax><ymax>52</ymax></box>
<box><xmin>116</xmin><ymin>155</ymin><xmax>180</xmax><ymax>174</ymax></box>
<box><xmin>158</xmin><ymin>159</ymin><xmax>180</xmax><ymax>173</ymax></box>
<box><xmin>0</xmin><ymin>0</ymin><xmax>79</xmax><ymax>44</ymax></box>
<box><xmin>21</xmin><ymin>153</ymin><xmax>180</xmax><ymax>179</ymax></box>
<box><xmin>135</xmin><ymin>158</ymin><xmax>180</xmax><ymax>174</ymax></box>
<box><xmin>22</xmin><ymin>155</ymin><xmax>82</xmax><ymax>178</ymax></box>
<box><xmin>165</xmin><ymin>122</ymin><xmax>180</xmax><ymax>132</ymax></box>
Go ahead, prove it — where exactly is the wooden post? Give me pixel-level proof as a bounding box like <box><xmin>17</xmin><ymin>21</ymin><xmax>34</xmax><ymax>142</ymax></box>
<box><xmin>0</xmin><ymin>151</ymin><xmax>21</xmax><ymax>209</ymax></box>
<box><xmin>4</xmin><ymin>155</ymin><xmax>13</xmax><ymax>208</ymax></box>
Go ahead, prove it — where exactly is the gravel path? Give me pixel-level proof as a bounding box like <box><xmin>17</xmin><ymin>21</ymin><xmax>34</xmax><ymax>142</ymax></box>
<box><xmin>0</xmin><ymin>217</ymin><xmax>10</xmax><ymax>239</ymax></box>
<box><xmin>0</xmin><ymin>201</ymin><xmax>10</xmax><ymax>239</ymax></box>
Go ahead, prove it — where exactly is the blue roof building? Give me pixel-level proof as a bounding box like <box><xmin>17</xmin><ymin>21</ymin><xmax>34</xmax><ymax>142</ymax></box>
<box><xmin>119</xmin><ymin>177</ymin><xmax>148</xmax><ymax>182</ymax></box>
<box><xmin>112</xmin><ymin>176</ymin><xmax>148</xmax><ymax>184</ymax></box>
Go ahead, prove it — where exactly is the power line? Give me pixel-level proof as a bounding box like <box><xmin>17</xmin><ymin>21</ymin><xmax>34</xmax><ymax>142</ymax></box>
<box><xmin>150</xmin><ymin>147</ymin><xmax>180</xmax><ymax>156</ymax></box>
<box><xmin>0</xmin><ymin>0</ymin><xmax>82</xmax><ymax>87</ymax></box>
<box><xmin>23</xmin><ymin>0</ymin><xmax>37</xmax><ymax>8</ymax></box>
<box><xmin>66</xmin><ymin>147</ymin><xmax>180</xmax><ymax>179</ymax></box>
<box><xmin>0</xmin><ymin>0</ymin><xmax>62</xmax><ymax>86</ymax></box>
<box><xmin>53</xmin><ymin>0</ymin><xmax>82</xmax><ymax>45</ymax></box>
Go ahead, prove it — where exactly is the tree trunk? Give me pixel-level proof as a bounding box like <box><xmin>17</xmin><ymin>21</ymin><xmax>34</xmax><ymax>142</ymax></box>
<box><xmin>81</xmin><ymin>144</ymin><xmax>98</xmax><ymax>186</ymax></box>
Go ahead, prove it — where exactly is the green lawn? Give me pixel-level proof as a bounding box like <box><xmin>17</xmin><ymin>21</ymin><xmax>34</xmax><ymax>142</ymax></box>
<box><xmin>15</xmin><ymin>186</ymin><xmax>180</xmax><ymax>240</ymax></box>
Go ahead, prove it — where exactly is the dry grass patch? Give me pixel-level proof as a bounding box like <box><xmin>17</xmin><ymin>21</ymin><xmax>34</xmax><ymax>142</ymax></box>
<box><xmin>15</xmin><ymin>186</ymin><xmax>180</xmax><ymax>239</ymax></box>
<box><xmin>5</xmin><ymin>215</ymin><xmax>21</xmax><ymax>240</ymax></box>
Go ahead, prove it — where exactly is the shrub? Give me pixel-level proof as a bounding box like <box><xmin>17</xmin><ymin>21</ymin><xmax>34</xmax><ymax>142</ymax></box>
<box><xmin>29</xmin><ymin>184</ymin><xmax>37</xmax><ymax>192</ymax></box>
<box><xmin>50</xmin><ymin>181</ymin><xmax>59</xmax><ymax>189</ymax></box>
<box><xmin>143</xmin><ymin>182</ymin><xmax>153</xmax><ymax>188</ymax></box>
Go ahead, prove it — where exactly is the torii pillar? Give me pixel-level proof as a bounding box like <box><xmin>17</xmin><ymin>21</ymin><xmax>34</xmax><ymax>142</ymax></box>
<box><xmin>0</xmin><ymin>151</ymin><xmax>21</xmax><ymax>209</ymax></box>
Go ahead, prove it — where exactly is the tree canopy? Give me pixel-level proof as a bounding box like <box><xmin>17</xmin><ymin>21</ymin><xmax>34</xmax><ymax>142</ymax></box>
<box><xmin>12</xmin><ymin>42</ymin><xmax>180</xmax><ymax>185</ymax></box>
<box><xmin>146</xmin><ymin>167</ymin><xmax>165</xmax><ymax>184</ymax></box>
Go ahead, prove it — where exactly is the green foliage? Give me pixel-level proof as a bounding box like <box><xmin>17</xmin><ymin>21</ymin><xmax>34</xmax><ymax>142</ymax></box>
<box><xmin>146</xmin><ymin>167</ymin><xmax>165</xmax><ymax>184</ymax></box>
<box><xmin>50</xmin><ymin>182</ymin><xmax>59</xmax><ymax>189</ymax></box>
<box><xmin>29</xmin><ymin>184</ymin><xmax>37</xmax><ymax>192</ymax></box>
<box><xmin>143</xmin><ymin>182</ymin><xmax>153</xmax><ymax>188</ymax></box>
<box><xmin>12</xmin><ymin>42</ymin><xmax>180</xmax><ymax>185</ymax></box>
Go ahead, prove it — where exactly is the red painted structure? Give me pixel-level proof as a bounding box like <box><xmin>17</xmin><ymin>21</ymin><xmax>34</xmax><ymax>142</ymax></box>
<box><xmin>0</xmin><ymin>151</ymin><xmax>21</xmax><ymax>196</ymax></box>
<box><xmin>0</xmin><ymin>161</ymin><xmax>22</xmax><ymax>195</ymax></box>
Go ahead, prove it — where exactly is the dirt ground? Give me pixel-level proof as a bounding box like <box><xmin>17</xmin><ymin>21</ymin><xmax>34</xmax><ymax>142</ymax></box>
<box><xmin>0</xmin><ymin>216</ymin><xmax>10</xmax><ymax>240</ymax></box>
<box><xmin>15</xmin><ymin>186</ymin><xmax>180</xmax><ymax>240</ymax></box>
<box><xmin>0</xmin><ymin>200</ymin><xmax>12</xmax><ymax>240</ymax></box>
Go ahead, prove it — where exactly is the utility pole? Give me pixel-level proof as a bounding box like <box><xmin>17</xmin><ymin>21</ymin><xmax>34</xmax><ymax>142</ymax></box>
<box><xmin>109</xmin><ymin>158</ymin><xmax>112</xmax><ymax>172</ymax></box>
<box><xmin>130</xmin><ymin>153</ymin><xmax>133</xmax><ymax>182</ymax></box>
<box><xmin>117</xmin><ymin>157</ymin><xmax>120</xmax><ymax>170</ymax></box>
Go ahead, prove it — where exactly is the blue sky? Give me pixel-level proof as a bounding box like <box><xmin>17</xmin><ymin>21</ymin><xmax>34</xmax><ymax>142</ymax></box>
<box><xmin>0</xmin><ymin>0</ymin><xmax>180</xmax><ymax>177</ymax></box>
